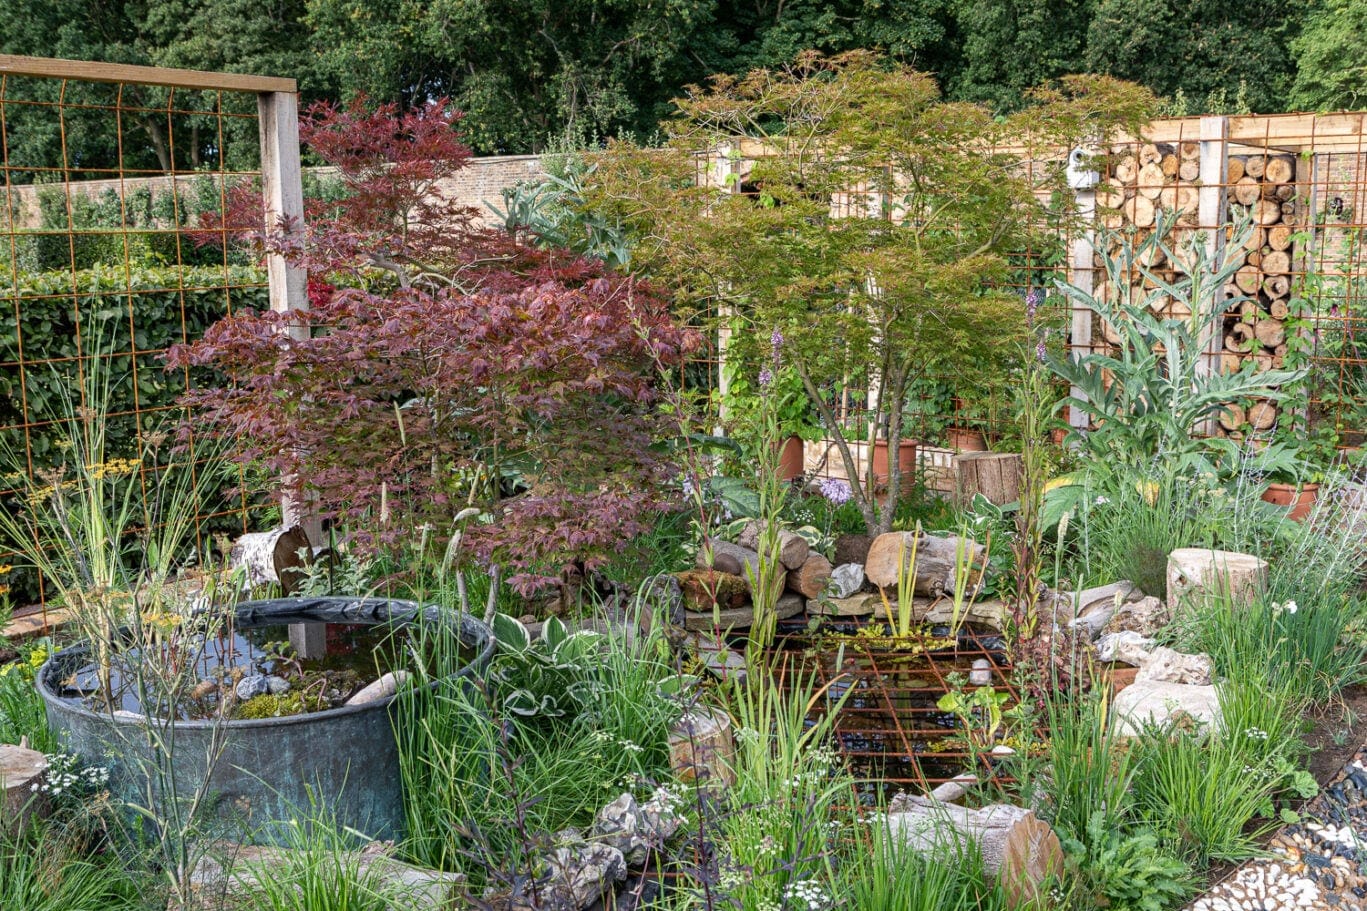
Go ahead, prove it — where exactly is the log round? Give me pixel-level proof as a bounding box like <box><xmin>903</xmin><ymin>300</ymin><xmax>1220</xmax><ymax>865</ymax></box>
<box><xmin>1124</xmin><ymin>194</ymin><xmax>1156</xmax><ymax>228</ymax></box>
<box><xmin>1264</xmin><ymin>156</ymin><xmax>1294</xmax><ymax>185</ymax></box>
<box><xmin>1248</xmin><ymin>399</ymin><xmax>1278</xmax><ymax>430</ymax></box>
<box><xmin>1253</xmin><ymin>198</ymin><xmax>1283</xmax><ymax>225</ymax></box>
<box><xmin>1114</xmin><ymin>155</ymin><xmax>1138</xmax><ymax>184</ymax></box>
<box><xmin>1139</xmin><ymin>143</ymin><xmax>1163</xmax><ymax>166</ymax></box>
<box><xmin>1234</xmin><ymin>265</ymin><xmax>1261</xmax><ymax>295</ymax></box>
<box><xmin>1218</xmin><ymin>402</ymin><xmax>1246</xmax><ymax>431</ymax></box>
<box><xmin>1254</xmin><ymin>317</ymin><xmax>1286</xmax><ymax>348</ymax></box>
<box><xmin>1263</xmin><ymin>275</ymin><xmax>1291</xmax><ymax>299</ymax></box>
<box><xmin>1178</xmin><ymin>158</ymin><xmax>1200</xmax><ymax>182</ymax></box>
<box><xmin>1137</xmin><ymin>163</ymin><xmax>1166</xmax><ymax>199</ymax></box>
<box><xmin>1</xmin><ymin>744</ymin><xmax>49</xmax><ymax>837</ymax></box>
<box><xmin>1227</xmin><ymin>157</ymin><xmax>1246</xmax><ymax>182</ymax></box>
<box><xmin>1233</xmin><ymin>176</ymin><xmax>1261</xmax><ymax>206</ymax></box>
<box><xmin>1180</xmin><ymin>140</ymin><xmax>1200</xmax><ymax>160</ymax></box>
<box><xmin>1166</xmin><ymin>548</ymin><xmax>1269</xmax><ymax>612</ymax></box>
<box><xmin>1268</xmin><ymin>224</ymin><xmax>1293</xmax><ymax>251</ymax></box>
<box><xmin>1261</xmin><ymin>250</ymin><xmax>1291</xmax><ymax>275</ymax></box>
<box><xmin>1269</xmin><ymin>299</ymin><xmax>1290</xmax><ymax>320</ymax></box>
<box><xmin>1244</xmin><ymin>156</ymin><xmax>1266</xmax><ymax>179</ymax></box>
<box><xmin>889</xmin><ymin>799</ymin><xmax>1064</xmax><ymax>909</ymax></box>
<box><xmin>1225</xmin><ymin>322</ymin><xmax>1257</xmax><ymax>352</ymax></box>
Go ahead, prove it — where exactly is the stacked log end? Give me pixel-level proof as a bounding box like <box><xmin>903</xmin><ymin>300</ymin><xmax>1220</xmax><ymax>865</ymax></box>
<box><xmin>1094</xmin><ymin>145</ymin><xmax>1302</xmax><ymax>439</ymax></box>
<box><xmin>1214</xmin><ymin>152</ymin><xmax>1300</xmax><ymax>437</ymax></box>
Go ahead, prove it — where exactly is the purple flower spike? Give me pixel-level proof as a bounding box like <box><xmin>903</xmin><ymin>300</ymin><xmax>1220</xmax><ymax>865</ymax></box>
<box><xmin>1036</xmin><ymin>337</ymin><xmax>1048</xmax><ymax>363</ymax></box>
<box><xmin>759</xmin><ymin>366</ymin><xmax>774</xmax><ymax>387</ymax></box>
<box><xmin>771</xmin><ymin>328</ymin><xmax>785</xmax><ymax>350</ymax></box>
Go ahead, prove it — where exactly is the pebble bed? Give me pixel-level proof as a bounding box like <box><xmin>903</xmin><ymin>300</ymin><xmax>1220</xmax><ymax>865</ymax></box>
<box><xmin>1188</xmin><ymin>747</ymin><xmax>1367</xmax><ymax>911</ymax></box>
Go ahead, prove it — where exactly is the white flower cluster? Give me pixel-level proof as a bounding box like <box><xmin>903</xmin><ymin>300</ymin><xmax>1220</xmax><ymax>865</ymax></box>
<box><xmin>1272</xmin><ymin>599</ymin><xmax>1299</xmax><ymax>616</ymax></box>
<box><xmin>650</xmin><ymin>783</ymin><xmax>686</xmax><ymax>812</ymax></box>
<box><xmin>33</xmin><ymin>753</ymin><xmax>109</xmax><ymax>799</ymax></box>
<box><xmin>1244</xmin><ymin>727</ymin><xmax>1270</xmax><ymax>740</ymax></box>
<box><xmin>589</xmin><ymin>729</ymin><xmax>645</xmax><ymax>754</ymax></box>
<box><xmin>784</xmin><ymin>878</ymin><xmax>831</xmax><ymax>911</ymax></box>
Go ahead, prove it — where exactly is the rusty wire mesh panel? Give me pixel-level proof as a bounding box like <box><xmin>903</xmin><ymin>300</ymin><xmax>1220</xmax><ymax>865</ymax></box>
<box><xmin>0</xmin><ymin>64</ymin><xmax>274</xmax><ymax>615</ymax></box>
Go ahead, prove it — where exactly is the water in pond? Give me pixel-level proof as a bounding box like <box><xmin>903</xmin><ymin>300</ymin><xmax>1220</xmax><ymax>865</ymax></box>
<box><xmin>770</xmin><ymin>615</ymin><xmax>1016</xmax><ymax>803</ymax></box>
<box><xmin>52</xmin><ymin>621</ymin><xmax>421</xmax><ymax>720</ymax></box>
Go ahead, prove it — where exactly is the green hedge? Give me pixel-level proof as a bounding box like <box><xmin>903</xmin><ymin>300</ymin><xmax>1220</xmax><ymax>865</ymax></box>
<box><xmin>0</xmin><ymin>264</ymin><xmax>268</xmax><ymax>462</ymax></box>
<box><xmin>0</xmin><ymin>264</ymin><xmax>267</xmax><ymax>603</ymax></box>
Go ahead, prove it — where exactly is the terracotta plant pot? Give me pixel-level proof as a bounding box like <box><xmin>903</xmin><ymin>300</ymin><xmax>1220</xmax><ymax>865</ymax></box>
<box><xmin>1099</xmin><ymin>664</ymin><xmax>1138</xmax><ymax>694</ymax></box>
<box><xmin>1261</xmin><ymin>481</ymin><xmax>1320</xmax><ymax>522</ymax></box>
<box><xmin>871</xmin><ymin>439</ymin><xmax>918</xmax><ymax>492</ymax></box>
<box><xmin>777</xmin><ymin>435</ymin><xmax>805</xmax><ymax>481</ymax></box>
<box><xmin>946</xmin><ymin>426</ymin><xmax>988</xmax><ymax>452</ymax></box>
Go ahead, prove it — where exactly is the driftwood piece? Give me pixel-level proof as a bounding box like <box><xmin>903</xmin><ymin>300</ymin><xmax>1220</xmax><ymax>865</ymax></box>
<box><xmin>955</xmin><ymin>452</ymin><xmax>1022</xmax><ymax>507</ymax></box>
<box><xmin>736</xmin><ymin>522</ymin><xmax>810</xmax><ymax>571</ymax></box>
<box><xmin>1166</xmin><ymin>548</ymin><xmax>1269</xmax><ymax>612</ymax></box>
<box><xmin>229</xmin><ymin>525</ymin><xmax>312</xmax><ymax>594</ymax></box>
<box><xmin>1</xmin><ymin>744</ymin><xmax>48</xmax><ymax>837</ymax></box>
<box><xmin>864</xmin><ymin>532</ymin><xmax>986</xmax><ymax>598</ymax></box>
<box><xmin>699</xmin><ymin>539</ymin><xmax>785</xmax><ymax>601</ymax></box>
<box><xmin>888</xmin><ymin>798</ymin><xmax>1063</xmax><ymax>908</ymax></box>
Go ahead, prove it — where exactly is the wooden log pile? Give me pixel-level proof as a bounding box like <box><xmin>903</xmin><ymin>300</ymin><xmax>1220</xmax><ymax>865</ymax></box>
<box><xmin>1094</xmin><ymin>144</ymin><xmax>1302</xmax><ymax>437</ymax></box>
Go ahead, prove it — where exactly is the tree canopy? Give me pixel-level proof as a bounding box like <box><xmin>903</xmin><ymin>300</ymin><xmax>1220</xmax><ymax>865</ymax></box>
<box><xmin>0</xmin><ymin>0</ymin><xmax>1355</xmax><ymax>173</ymax></box>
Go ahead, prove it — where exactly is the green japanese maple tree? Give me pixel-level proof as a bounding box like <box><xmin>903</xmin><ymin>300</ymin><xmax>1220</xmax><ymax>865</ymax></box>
<box><xmin>590</xmin><ymin>51</ymin><xmax>1155</xmax><ymax>534</ymax></box>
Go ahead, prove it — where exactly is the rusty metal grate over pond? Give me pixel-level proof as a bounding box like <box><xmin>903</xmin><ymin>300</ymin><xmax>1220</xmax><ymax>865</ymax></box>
<box><xmin>766</xmin><ymin>616</ymin><xmax>1022</xmax><ymax>802</ymax></box>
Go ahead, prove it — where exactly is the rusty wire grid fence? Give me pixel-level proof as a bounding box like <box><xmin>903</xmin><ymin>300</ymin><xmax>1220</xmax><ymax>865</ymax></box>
<box><xmin>0</xmin><ymin>56</ymin><xmax>302</xmax><ymax>622</ymax></box>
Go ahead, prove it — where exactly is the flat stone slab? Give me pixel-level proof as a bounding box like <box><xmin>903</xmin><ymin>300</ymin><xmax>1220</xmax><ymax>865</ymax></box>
<box><xmin>682</xmin><ymin>592</ymin><xmax>803</xmax><ymax>630</ymax></box>
<box><xmin>871</xmin><ymin>597</ymin><xmax>1007</xmax><ymax>631</ymax></box>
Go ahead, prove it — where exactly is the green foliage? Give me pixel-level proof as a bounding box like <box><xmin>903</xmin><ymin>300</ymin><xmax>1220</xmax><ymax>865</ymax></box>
<box><xmin>1041</xmin><ymin>686</ymin><xmax>1136</xmax><ymax>844</ymax></box>
<box><xmin>1059</xmin><ymin>813</ymin><xmax>1191</xmax><ymax>911</ymax></box>
<box><xmin>244</xmin><ymin>811</ymin><xmax>406</xmax><ymax>911</ymax></box>
<box><xmin>1084</xmin><ymin>0</ymin><xmax>1299</xmax><ymax>114</ymax></box>
<box><xmin>0</xmin><ymin>265</ymin><xmax>267</xmax><ymax>464</ymax></box>
<box><xmin>1130</xmin><ymin>726</ymin><xmax>1279</xmax><ymax>866</ymax></box>
<box><xmin>0</xmin><ymin>820</ymin><xmax>145</xmax><ymax>911</ymax></box>
<box><xmin>488</xmin><ymin>614</ymin><xmax>614</xmax><ymax>720</ymax></box>
<box><xmin>395</xmin><ymin>612</ymin><xmax>678</xmax><ymax>879</ymax></box>
<box><xmin>840</xmin><ymin>814</ymin><xmax>1012</xmax><ymax>911</ymax></box>
<box><xmin>0</xmin><ymin>644</ymin><xmax>56</xmax><ymax>752</ymax></box>
<box><xmin>1291</xmin><ymin>0</ymin><xmax>1367</xmax><ymax>112</ymax></box>
<box><xmin>1050</xmin><ymin>215</ymin><xmax>1303</xmax><ymax>480</ymax></box>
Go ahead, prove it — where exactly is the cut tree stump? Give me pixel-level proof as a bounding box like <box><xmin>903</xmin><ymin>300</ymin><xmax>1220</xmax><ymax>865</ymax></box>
<box><xmin>888</xmin><ymin>797</ymin><xmax>1063</xmax><ymax>908</ymax></box>
<box><xmin>955</xmin><ymin>452</ymin><xmax>1022</xmax><ymax>507</ymax></box>
<box><xmin>669</xmin><ymin>707</ymin><xmax>735</xmax><ymax>789</ymax></box>
<box><xmin>1</xmin><ymin>744</ymin><xmax>49</xmax><ymax>837</ymax></box>
<box><xmin>1166</xmin><ymin>548</ymin><xmax>1269</xmax><ymax>612</ymax></box>
<box><xmin>786</xmin><ymin>553</ymin><xmax>832</xmax><ymax>599</ymax></box>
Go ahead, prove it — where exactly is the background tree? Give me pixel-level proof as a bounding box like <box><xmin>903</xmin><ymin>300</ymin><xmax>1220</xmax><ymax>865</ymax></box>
<box><xmin>588</xmin><ymin>52</ymin><xmax>1155</xmax><ymax>536</ymax></box>
<box><xmin>945</xmin><ymin>0</ymin><xmax>1093</xmax><ymax>111</ymax></box>
<box><xmin>1290</xmin><ymin>0</ymin><xmax>1367</xmax><ymax>112</ymax></box>
<box><xmin>1083</xmin><ymin>0</ymin><xmax>1300</xmax><ymax>115</ymax></box>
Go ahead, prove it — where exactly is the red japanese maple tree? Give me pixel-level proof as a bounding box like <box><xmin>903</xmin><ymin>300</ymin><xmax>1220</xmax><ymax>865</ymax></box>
<box><xmin>170</xmin><ymin>99</ymin><xmax>695</xmax><ymax>591</ymax></box>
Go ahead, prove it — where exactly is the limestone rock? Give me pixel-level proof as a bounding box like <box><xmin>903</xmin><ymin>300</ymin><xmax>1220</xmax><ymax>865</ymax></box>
<box><xmin>190</xmin><ymin>841</ymin><xmax>463</xmax><ymax>911</ymax></box>
<box><xmin>833</xmin><ymin>534</ymin><xmax>873</xmax><ymax>567</ymax></box>
<box><xmin>1066</xmin><ymin>581</ymin><xmax>1143</xmax><ymax>641</ymax></box>
<box><xmin>541</xmin><ymin>841</ymin><xmax>627</xmax><ymax>910</ymax></box>
<box><xmin>675</xmin><ymin>569</ymin><xmax>748</xmax><ymax>612</ymax></box>
<box><xmin>786</xmin><ymin>553</ymin><xmax>832</xmax><ymax>599</ymax></box>
<box><xmin>1102</xmin><ymin>596</ymin><xmax>1170</xmax><ymax>638</ymax></box>
<box><xmin>1095</xmin><ymin>631</ymin><xmax>1155</xmax><ymax>666</ymax></box>
<box><xmin>1166</xmin><ymin>548</ymin><xmax>1268</xmax><ymax>612</ymax></box>
<box><xmin>1135</xmin><ymin>646</ymin><xmax>1213</xmax><ymax>686</ymax></box>
<box><xmin>809</xmin><ymin>593</ymin><xmax>880</xmax><ymax>617</ymax></box>
<box><xmin>346</xmin><ymin>670</ymin><xmax>411</xmax><ymax>706</ymax></box>
<box><xmin>591</xmin><ymin>791</ymin><xmax>684</xmax><ymax>867</ymax></box>
<box><xmin>828</xmin><ymin>563</ymin><xmax>866</xmax><ymax>599</ymax></box>
<box><xmin>1112</xmin><ymin>680</ymin><xmax>1223</xmax><ymax>736</ymax></box>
